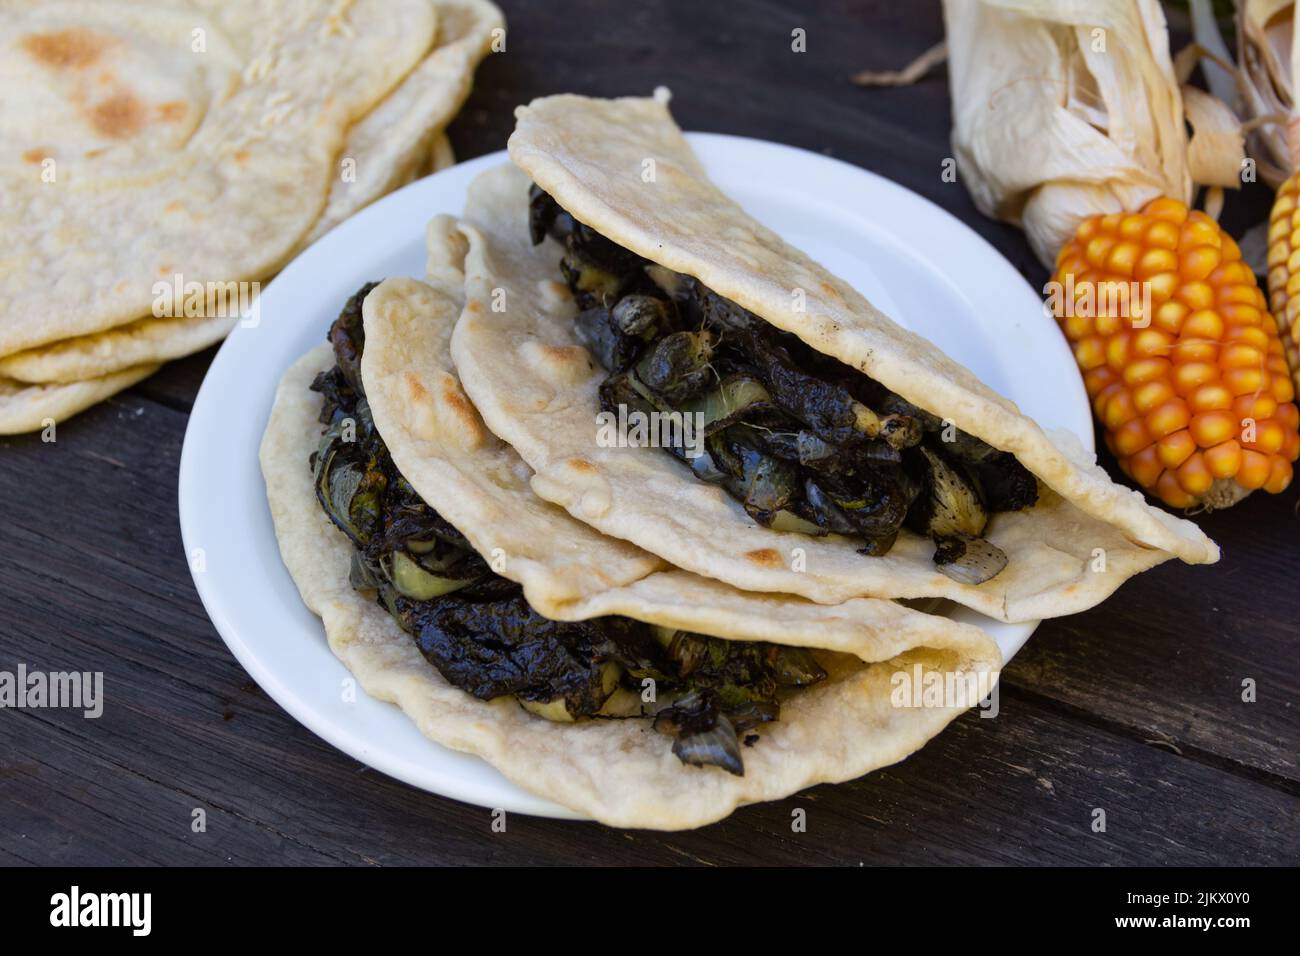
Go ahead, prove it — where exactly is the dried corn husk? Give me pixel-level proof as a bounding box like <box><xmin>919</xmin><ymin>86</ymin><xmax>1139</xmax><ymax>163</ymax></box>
<box><xmin>1231</xmin><ymin>0</ymin><xmax>1295</xmax><ymax>184</ymax></box>
<box><xmin>944</xmin><ymin>0</ymin><xmax>1243</xmax><ymax>266</ymax></box>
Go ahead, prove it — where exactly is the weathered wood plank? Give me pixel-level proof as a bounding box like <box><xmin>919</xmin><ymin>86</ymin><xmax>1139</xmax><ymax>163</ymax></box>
<box><xmin>5</xmin><ymin>660</ymin><xmax>1295</xmax><ymax>865</ymax></box>
<box><xmin>1006</xmin><ymin>480</ymin><xmax>1300</xmax><ymax>786</ymax></box>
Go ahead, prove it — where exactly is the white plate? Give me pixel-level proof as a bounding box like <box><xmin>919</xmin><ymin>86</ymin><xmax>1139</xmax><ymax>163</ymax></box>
<box><xmin>179</xmin><ymin>134</ymin><xmax>1093</xmax><ymax>821</ymax></box>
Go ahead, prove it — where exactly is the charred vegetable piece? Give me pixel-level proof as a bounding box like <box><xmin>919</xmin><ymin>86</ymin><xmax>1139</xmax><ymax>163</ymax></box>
<box><xmin>769</xmin><ymin>645</ymin><xmax>827</xmax><ymax>686</ymax></box>
<box><xmin>908</xmin><ymin>444</ymin><xmax>988</xmax><ymax>539</ymax></box>
<box><xmin>739</xmin><ymin>453</ymin><xmax>799</xmax><ymax>525</ymax></box>
<box><xmin>934</xmin><ymin>533</ymin><xmax>1009</xmax><ymax>585</ymax></box>
<box><xmin>665</xmin><ymin>630</ymin><xmax>711</xmax><ymax>677</ymax></box>
<box><xmin>560</xmin><ymin>253</ymin><xmax>625</xmax><ymax>309</ymax></box>
<box><xmin>852</xmin><ymin>401</ymin><xmax>923</xmax><ymax>450</ymax></box>
<box><xmin>673</xmin><ymin>632</ymin><xmax>782</xmax><ymax>717</ymax></box>
<box><xmin>760</xmin><ymin>429</ymin><xmax>900</xmax><ymax>478</ymax></box>
<box><xmin>907</xmin><ymin>444</ymin><xmax>1009</xmax><ymax>584</ymax></box>
<box><xmin>558</xmin><ymin>218</ymin><xmax>650</xmax><ymax>310</ymax></box>
<box><xmin>569</xmin><ymin>221</ymin><xmax>646</xmax><ymax>275</ymax></box>
<box><xmin>349</xmin><ymin>550</ymin><xmax>384</xmax><ymax>592</ymax></box>
<box><xmin>528</xmin><ymin>184</ymin><xmax>575</xmax><ymax>245</ymax></box>
<box><xmin>767</xmin><ymin>509</ymin><xmax>826</xmax><ymax>535</ymax></box>
<box><xmin>644</xmin><ymin>629</ymin><xmax>823</xmax><ymax>773</ymax></box>
<box><xmin>310</xmin><ymin>364</ymin><xmax>358</xmax><ymax>427</ymax></box>
<box><xmin>313</xmin><ymin>428</ymin><xmax>386</xmax><ymax>549</ymax></box>
<box><xmin>325</xmin><ymin>282</ymin><xmax>379</xmax><ymax>396</ymax></box>
<box><xmin>802</xmin><ymin>477</ymin><xmax>859</xmax><ymax>535</ymax></box>
<box><xmin>878</xmin><ymin>392</ymin><xmax>945</xmax><ymax>433</ymax></box>
<box><xmin>736</xmin><ymin>330</ymin><xmax>877</xmax><ymax>444</ymax></box>
<box><xmin>708</xmin><ymin>427</ymin><xmax>800</xmax><ymax>524</ymax></box>
<box><xmin>574</xmin><ymin>306</ymin><xmax>641</xmax><ymax>372</ymax></box>
<box><xmin>681</xmin><ymin>374</ymin><xmax>774</xmax><ymax>435</ymax></box>
<box><xmin>611</xmin><ymin>294</ymin><xmax>670</xmax><ymax>337</ymax></box>
<box><xmin>645</xmin><ymin>263</ymin><xmax>695</xmax><ymax>303</ymax></box>
<box><xmin>391</xmin><ymin>588</ymin><xmax>642</xmax><ymax>718</ymax></box>
<box><xmin>721</xmin><ymin>320</ymin><xmax>921</xmax><ymax>451</ymax></box>
<box><xmin>528</xmin><ymin>184</ymin><xmax>554</xmax><ymax>244</ymax></box>
<box><xmin>655</xmin><ymin>690</ymin><xmax>744</xmax><ymax>776</ymax></box>
<box><xmin>881</xmin><ymin>397</ymin><xmax>1039</xmax><ymax>514</ymax></box>
<box><xmin>682</xmin><ymin>445</ymin><xmax>726</xmax><ymax>483</ymax></box>
<box><xmin>941</xmin><ymin>429</ymin><xmax>1003</xmax><ymax>464</ymax></box>
<box><xmin>814</xmin><ymin>468</ymin><xmax>911</xmax><ymax>539</ymax></box>
<box><xmin>408</xmin><ymin>539</ymin><xmax>471</xmax><ymax>574</ymax></box>
<box><xmin>796</xmin><ymin>431</ymin><xmax>836</xmax><ymax>466</ymax></box>
<box><xmin>694</xmin><ymin>284</ymin><xmax>757</xmax><ymax>331</ymax></box>
<box><xmin>386</xmin><ymin>551</ymin><xmax>475</xmax><ymax>600</ymax></box>
<box><xmin>857</xmin><ymin>530</ymin><xmax>899</xmax><ymax>557</ymax></box>
<box><xmin>634</xmin><ymin>330</ymin><xmax>715</xmax><ymax>403</ymax></box>
<box><xmin>367</xmin><ymin>476</ymin><xmax>477</xmax><ymax>560</ymax></box>
<box><xmin>520</xmin><ymin>661</ymin><xmax>623</xmax><ymax>722</ymax></box>
<box><xmin>973</xmin><ymin>452</ymin><xmax>1039</xmax><ymax>512</ymax></box>
<box><xmin>848</xmin><ymin>437</ymin><xmax>903</xmax><ymax>466</ymax></box>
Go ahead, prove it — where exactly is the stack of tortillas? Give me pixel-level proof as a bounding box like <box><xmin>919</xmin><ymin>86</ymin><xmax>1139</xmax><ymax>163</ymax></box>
<box><xmin>0</xmin><ymin>0</ymin><xmax>502</xmax><ymax>434</ymax></box>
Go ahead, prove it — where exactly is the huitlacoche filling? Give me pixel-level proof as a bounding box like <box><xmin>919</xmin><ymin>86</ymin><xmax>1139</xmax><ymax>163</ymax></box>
<box><xmin>528</xmin><ymin>185</ymin><xmax>1040</xmax><ymax>585</ymax></box>
<box><xmin>307</xmin><ymin>283</ymin><xmax>827</xmax><ymax>775</ymax></box>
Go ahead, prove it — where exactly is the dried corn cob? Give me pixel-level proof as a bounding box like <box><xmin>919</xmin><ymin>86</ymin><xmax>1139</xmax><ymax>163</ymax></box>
<box><xmin>1051</xmin><ymin>197</ymin><xmax>1299</xmax><ymax>509</ymax></box>
<box><xmin>1266</xmin><ymin>172</ymin><xmax>1300</xmax><ymax>405</ymax></box>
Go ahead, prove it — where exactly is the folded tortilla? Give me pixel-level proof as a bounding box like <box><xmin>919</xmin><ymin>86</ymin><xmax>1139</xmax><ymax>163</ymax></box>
<box><xmin>260</xmin><ymin>260</ymin><xmax>1003</xmax><ymax>828</ymax></box>
<box><xmin>447</xmin><ymin>93</ymin><xmax>1218</xmax><ymax>623</ymax></box>
<box><xmin>0</xmin><ymin>362</ymin><xmax>158</xmax><ymax>435</ymax></box>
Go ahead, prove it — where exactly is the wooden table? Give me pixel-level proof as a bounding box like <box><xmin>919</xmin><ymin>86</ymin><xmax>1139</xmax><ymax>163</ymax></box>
<box><xmin>2</xmin><ymin>0</ymin><xmax>1296</xmax><ymax>866</ymax></box>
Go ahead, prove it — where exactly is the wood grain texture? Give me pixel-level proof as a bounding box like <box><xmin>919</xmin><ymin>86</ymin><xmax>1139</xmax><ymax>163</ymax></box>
<box><xmin>1</xmin><ymin>0</ymin><xmax>1296</xmax><ymax>865</ymax></box>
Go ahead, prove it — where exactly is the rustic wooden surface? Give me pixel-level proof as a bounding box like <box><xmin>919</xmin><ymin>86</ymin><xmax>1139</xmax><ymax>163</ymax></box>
<box><xmin>2</xmin><ymin>0</ymin><xmax>1296</xmax><ymax>866</ymax></box>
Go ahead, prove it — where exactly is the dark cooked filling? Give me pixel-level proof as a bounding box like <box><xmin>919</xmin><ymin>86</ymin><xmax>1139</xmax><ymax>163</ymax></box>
<box><xmin>307</xmin><ymin>283</ymin><xmax>826</xmax><ymax>775</ymax></box>
<box><xmin>528</xmin><ymin>185</ymin><xmax>1039</xmax><ymax>585</ymax></box>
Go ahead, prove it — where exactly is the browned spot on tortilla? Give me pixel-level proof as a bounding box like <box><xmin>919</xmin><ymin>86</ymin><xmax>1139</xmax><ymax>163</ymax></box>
<box><xmin>22</xmin><ymin>28</ymin><xmax>108</xmax><ymax>70</ymax></box>
<box><xmin>540</xmin><ymin>344</ymin><xmax>585</xmax><ymax>365</ymax></box>
<box><xmin>233</xmin><ymin>149</ymin><xmax>250</xmax><ymax>165</ymax></box>
<box><xmin>402</xmin><ymin>372</ymin><xmax>429</xmax><ymax>403</ymax></box>
<box><xmin>157</xmin><ymin>100</ymin><xmax>187</xmax><ymax>122</ymax></box>
<box><xmin>466</xmin><ymin>301</ymin><xmax>482</xmax><ymax>313</ymax></box>
<box><xmin>87</xmin><ymin>91</ymin><xmax>145</xmax><ymax>139</ymax></box>
<box><xmin>163</xmin><ymin>201</ymin><xmax>182</xmax><ymax>214</ymax></box>
<box><xmin>436</xmin><ymin>373</ymin><xmax>468</xmax><ymax>412</ymax></box>
<box><xmin>84</xmin><ymin>147</ymin><xmax>106</xmax><ymax>159</ymax></box>
<box><xmin>744</xmin><ymin>548</ymin><xmax>782</xmax><ymax>567</ymax></box>
<box><xmin>436</xmin><ymin>373</ymin><xmax>484</xmax><ymax>439</ymax></box>
<box><xmin>567</xmin><ymin>458</ymin><xmax>597</xmax><ymax>474</ymax></box>
<box><xmin>21</xmin><ymin>149</ymin><xmax>46</xmax><ymax>164</ymax></box>
<box><xmin>158</xmin><ymin>264</ymin><xmax>174</xmax><ymax>276</ymax></box>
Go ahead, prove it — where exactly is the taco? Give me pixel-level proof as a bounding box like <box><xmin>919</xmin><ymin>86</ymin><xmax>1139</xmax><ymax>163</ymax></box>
<box><xmin>447</xmin><ymin>92</ymin><xmax>1219</xmax><ymax>622</ymax></box>
<box><xmin>260</xmin><ymin>255</ymin><xmax>1001</xmax><ymax>828</ymax></box>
